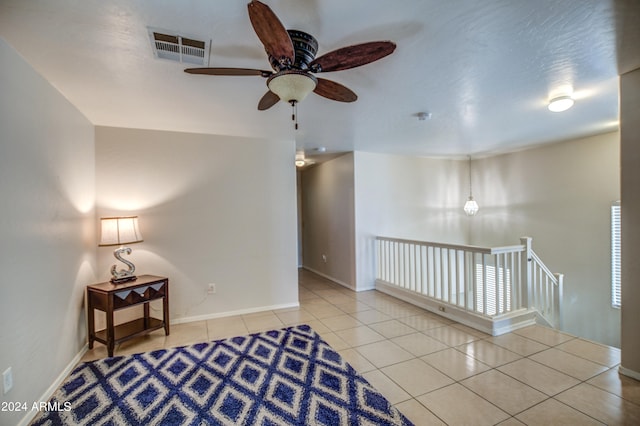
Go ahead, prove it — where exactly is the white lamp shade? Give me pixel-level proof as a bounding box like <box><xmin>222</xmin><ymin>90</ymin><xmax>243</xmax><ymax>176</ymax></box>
<box><xmin>99</xmin><ymin>216</ymin><xmax>143</xmax><ymax>246</ymax></box>
<box><xmin>268</xmin><ymin>71</ymin><xmax>317</xmax><ymax>103</ymax></box>
<box><xmin>464</xmin><ymin>197</ymin><xmax>479</xmax><ymax>216</ymax></box>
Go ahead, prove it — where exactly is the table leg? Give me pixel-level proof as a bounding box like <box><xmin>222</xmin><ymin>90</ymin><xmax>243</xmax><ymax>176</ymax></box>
<box><xmin>163</xmin><ymin>286</ymin><xmax>170</xmax><ymax>336</ymax></box>
<box><xmin>144</xmin><ymin>302</ymin><xmax>150</xmax><ymax>329</ymax></box>
<box><xmin>106</xmin><ymin>298</ymin><xmax>115</xmax><ymax>357</ymax></box>
<box><xmin>87</xmin><ymin>291</ymin><xmax>94</xmax><ymax>349</ymax></box>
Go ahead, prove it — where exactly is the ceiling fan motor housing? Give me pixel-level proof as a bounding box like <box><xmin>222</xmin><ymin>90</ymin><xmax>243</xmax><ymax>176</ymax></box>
<box><xmin>269</xmin><ymin>30</ymin><xmax>318</xmax><ymax>71</ymax></box>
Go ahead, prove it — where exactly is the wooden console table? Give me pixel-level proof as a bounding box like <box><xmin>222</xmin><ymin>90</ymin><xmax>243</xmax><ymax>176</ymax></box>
<box><xmin>87</xmin><ymin>275</ymin><xmax>169</xmax><ymax>357</ymax></box>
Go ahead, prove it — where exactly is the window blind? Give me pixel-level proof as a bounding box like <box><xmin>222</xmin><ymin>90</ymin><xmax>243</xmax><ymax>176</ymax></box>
<box><xmin>611</xmin><ymin>202</ymin><xmax>621</xmax><ymax>308</ymax></box>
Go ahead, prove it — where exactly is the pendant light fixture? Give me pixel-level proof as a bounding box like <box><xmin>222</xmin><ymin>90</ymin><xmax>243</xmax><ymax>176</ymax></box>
<box><xmin>464</xmin><ymin>156</ymin><xmax>479</xmax><ymax>216</ymax></box>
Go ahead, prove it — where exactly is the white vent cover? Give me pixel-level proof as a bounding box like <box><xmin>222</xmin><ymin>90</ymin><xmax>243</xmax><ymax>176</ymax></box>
<box><xmin>148</xmin><ymin>27</ymin><xmax>209</xmax><ymax>65</ymax></box>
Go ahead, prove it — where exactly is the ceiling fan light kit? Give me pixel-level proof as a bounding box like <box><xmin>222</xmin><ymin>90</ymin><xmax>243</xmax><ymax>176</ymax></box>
<box><xmin>184</xmin><ymin>0</ymin><xmax>395</xmax><ymax>124</ymax></box>
<box><xmin>267</xmin><ymin>70</ymin><xmax>317</xmax><ymax>103</ymax></box>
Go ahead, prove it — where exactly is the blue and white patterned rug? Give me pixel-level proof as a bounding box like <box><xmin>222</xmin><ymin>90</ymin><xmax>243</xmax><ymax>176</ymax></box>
<box><xmin>31</xmin><ymin>324</ymin><xmax>413</xmax><ymax>425</ymax></box>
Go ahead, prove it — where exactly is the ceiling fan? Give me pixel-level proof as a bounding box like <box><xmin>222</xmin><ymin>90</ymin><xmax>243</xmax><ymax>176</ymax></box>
<box><xmin>184</xmin><ymin>0</ymin><xmax>396</xmax><ymax>112</ymax></box>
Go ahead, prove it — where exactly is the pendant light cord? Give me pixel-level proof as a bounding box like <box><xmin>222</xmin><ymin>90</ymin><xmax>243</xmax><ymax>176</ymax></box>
<box><xmin>468</xmin><ymin>156</ymin><xmax>473</xmax><ymax>197</ymax></box>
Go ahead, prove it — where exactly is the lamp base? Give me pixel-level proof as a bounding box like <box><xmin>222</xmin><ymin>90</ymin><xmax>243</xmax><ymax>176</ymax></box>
<box><xmin>109</xmin><ymin>246</ymin><xmax>138</xmax><ymax>284</ymax></box>
<box><xmin>110</xmin><ymin>275</ymin><xmax>138</xmax><ymax>284</ymax></box>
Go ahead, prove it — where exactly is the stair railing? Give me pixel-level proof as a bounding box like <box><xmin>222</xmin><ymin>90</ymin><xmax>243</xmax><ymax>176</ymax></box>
<box><xmin>375</xmin><ymin>236</ymin><xmax>563</xmax><ymax>327</ymax></box>
<box><xmin>521</xmin><ymin>237</ymin><xmax>564</xmax><ymax>328</ymax></box>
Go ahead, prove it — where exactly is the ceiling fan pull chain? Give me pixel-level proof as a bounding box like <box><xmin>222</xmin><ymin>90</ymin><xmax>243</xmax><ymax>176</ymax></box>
<box><xmin>290</xmin><ymin>100</ymin><xmax>299</xmax><ymax>130</ymax></box>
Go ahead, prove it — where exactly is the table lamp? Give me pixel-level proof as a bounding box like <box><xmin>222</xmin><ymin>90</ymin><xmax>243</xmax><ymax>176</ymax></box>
<box><xmin>99</xmin><ymin>216</ymin><xmax>143</xmax><ymax>283</ymax></box>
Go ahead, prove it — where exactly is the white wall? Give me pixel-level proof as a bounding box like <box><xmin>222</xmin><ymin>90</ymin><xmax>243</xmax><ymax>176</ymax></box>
<box><xmin>620</xmin><ymin>68</ymin><xmax>640</xmax><ymax>376</ymax></box>
<box><xmin>0</xmin><ymin>38</ymin><xmax>96</xmax><ymax>426</ymax></box>
<box><xmin>353</xmin><ymin>152</ymin><xmax>469</xmax><ymax>290</ymax></box>
<box><xmin>472</xmin><ymin>132</ymin><xmax>621</xmax><ymax>347</ymax></box>
<box><xmin>300</xmin><ymin>153</ymin><xmax>356</xmax><ymax>288</ymax></box>
<box><xmin>95</xmin><ymin>127</ymin><xmax>299</xmax><ymax>322</ymax></box>
<box><xmin>306</xmin><ymin>141</ymin><xmax>620</xmax><ymax>346</ymax></box>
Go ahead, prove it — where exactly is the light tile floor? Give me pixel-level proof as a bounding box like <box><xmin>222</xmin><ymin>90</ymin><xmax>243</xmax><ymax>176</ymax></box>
<box><xmin>82</xmin><ymin>269</ymin><xmax>640</xmax><ymax>425</ymax></box>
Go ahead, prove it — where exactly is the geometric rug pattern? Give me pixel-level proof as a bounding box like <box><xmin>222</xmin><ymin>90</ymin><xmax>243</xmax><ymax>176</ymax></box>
<box><xmin>31</xmin><ymin>324</ymin><xmax>413</xmax><ymax>425</ymax></box>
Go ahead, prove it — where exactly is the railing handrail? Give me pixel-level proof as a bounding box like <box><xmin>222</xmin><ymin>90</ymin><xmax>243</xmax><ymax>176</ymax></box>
<box><xmin>376</xmin><ymin>236</ymin><xmax>524</xmax><ymax>256</ymax></box>
<box><xmin>375</xmin><ymin>235</ymin><xmax>563</xmax><ymax>329</ymax></box>
<box><xmin>490</xmin><ymin>245</ymin><xmax>526</xmax><ymax>255</ymax></box>
<box><xmin>530</xmin><ymin>250</ymin><xmax>556</xmax><ymax>283</ymax></box>
<box><xmin>528</xmin><ymin>247</ymin><xmax>563</xmax><ymax>328</ymax></box>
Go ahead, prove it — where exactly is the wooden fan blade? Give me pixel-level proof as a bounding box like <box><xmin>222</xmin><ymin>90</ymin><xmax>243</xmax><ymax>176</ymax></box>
<box><xmin>258</xmin><ymin>90</ymin><xmax>280</xmax><ymax>110</ymax></box>
<box><xmin>314</xmin><ymin>78</ymin><xmax>357</xmax><ymax>103</ymax></box>
<box><xmin>310</xmin><ymin>41</ymin><xmax>396</xmax><ymax>73</ymax></box>
<box><xmin>184</xmin><ymin>67</ymin><xmax>272</xmax><ymax>77</ymax></box>
<box><xmin>247</xmin><ymin>0</ymin><xmax>294</xmax><ymax>65</ymax></box>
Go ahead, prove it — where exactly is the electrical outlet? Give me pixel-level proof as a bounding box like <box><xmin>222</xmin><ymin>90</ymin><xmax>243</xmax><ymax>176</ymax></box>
<box><xmin>207</xmin><ymin>283</ymin><xmax>216</xmax><ymax>294</ymax></box>
<box><xmin>322</xmin><ymin>254</ymin><xmax>327</xmax><ymax>263</ymax></box>
<box><xmin>3</xmin><ymin>367</ymin><xmax>13</xmax><ymax>394</ymax></box>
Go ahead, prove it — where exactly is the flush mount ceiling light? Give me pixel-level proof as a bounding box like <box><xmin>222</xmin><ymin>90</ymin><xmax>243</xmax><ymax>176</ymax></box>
<box><xmin>295</xmin><ymin>151</ymin><xmax>316</xmax><ymax>168</ymax></box>
<box><xmin>548</xmin><ymin>95</ymin><xmax>574</xmax><ymax>112</ymax></box>
<box><xmin>295</xmin><ymin>152</ymin><xmax>306</xmax><ymax>167</ymax></box>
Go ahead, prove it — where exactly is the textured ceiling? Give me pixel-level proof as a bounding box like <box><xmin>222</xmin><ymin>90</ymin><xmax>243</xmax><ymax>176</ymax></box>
<box><xmin>0</xmin><ymin>0</ymin><xmax>634</xmax><ymax>158</ymax></box>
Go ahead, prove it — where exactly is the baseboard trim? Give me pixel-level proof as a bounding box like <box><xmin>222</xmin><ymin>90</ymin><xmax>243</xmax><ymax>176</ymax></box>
<box><xmin>171</xmin><ymin>302</ymin><xmax>300</xmax><ymax>325</ymax></box>
<box><xmin>301</xmin><ymin>266</ymin><xmax>356</xmax><ymax>291</ymax></box>
<box><xmin>376</xmin><ymin>280</ymin><xmax>536</xmax><ymax>336</ymax></box>
<box><xmin>18</xmin><ymin>343</ymin><xmax>89</xmax><ymax>426</ymax></box>
<box><xmin>619</xmin><ymin>365</ymin><xmax>640</xmax><ymax>381</ymax></box>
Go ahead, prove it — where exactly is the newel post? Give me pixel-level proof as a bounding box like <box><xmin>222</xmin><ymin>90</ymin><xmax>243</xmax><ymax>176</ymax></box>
<box><xmin>554</xmin><ymin>273</ymin><xmax>564</xmax><ymax>329</ymax></box>
<box><xmin>520</xmin><ymin>237</ymin><xmax>533</xmax><ymax>309</ymax></box>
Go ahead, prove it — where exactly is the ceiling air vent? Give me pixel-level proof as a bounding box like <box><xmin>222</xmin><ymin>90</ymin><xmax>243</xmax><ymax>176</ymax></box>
<box><xmin>148</xmin><ymin>27</ymin><xmax>209</xmax><ymax>65</ymax></box>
